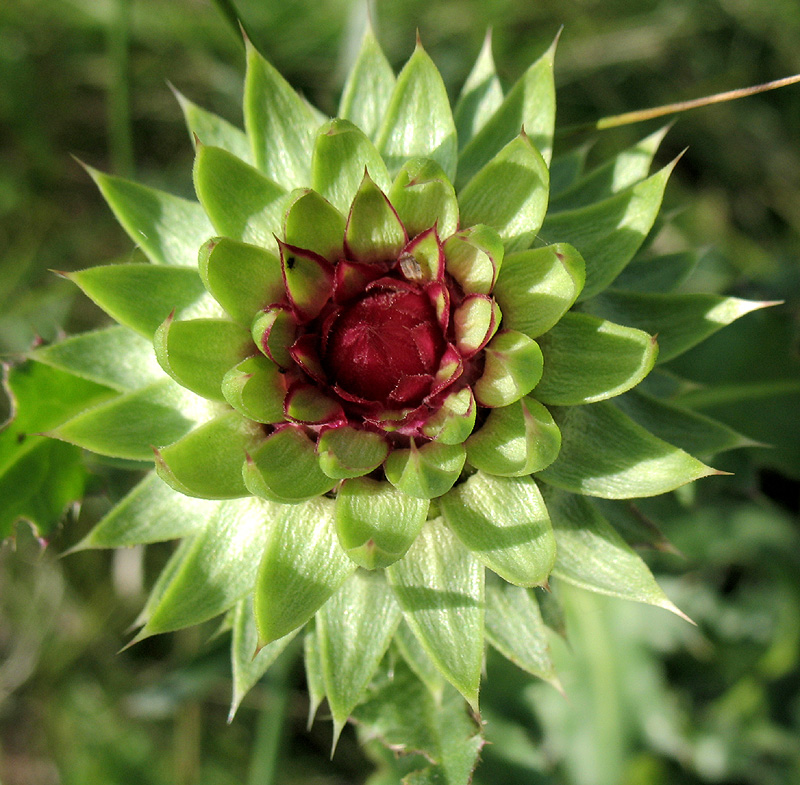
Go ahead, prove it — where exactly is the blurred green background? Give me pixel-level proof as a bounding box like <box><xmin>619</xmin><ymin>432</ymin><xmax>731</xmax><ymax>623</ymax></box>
<box><xmin>1</xmin><ymin>0</ymin><xmax>799</xmax><ymax>783</ymax></box>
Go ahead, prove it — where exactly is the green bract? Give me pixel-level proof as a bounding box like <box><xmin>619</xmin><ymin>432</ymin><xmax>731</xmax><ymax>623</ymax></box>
<box><xmin>27</xmin><ymin>25</ymin><xmax>767</xmax><ymax>751</ymax></box>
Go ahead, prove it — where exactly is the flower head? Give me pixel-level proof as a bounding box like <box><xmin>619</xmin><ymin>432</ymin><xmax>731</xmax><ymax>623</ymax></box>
<box><xmin>34</xmin><ymin>25</ymin><xmax>766</xmax><ymax>734</ymax></box>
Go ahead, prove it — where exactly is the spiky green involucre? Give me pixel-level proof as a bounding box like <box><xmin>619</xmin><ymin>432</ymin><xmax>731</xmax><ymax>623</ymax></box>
<box><xmin>27</xmin><ymin>26</ymin><xmax>767</xmax><ymax>757</ymax></box>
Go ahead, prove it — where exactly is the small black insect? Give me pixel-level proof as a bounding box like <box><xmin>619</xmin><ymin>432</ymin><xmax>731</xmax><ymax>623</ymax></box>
<box><xmin>286</xmin><ymin>255</ymin><xmax>296</xmax><ymax>270</ymax></box>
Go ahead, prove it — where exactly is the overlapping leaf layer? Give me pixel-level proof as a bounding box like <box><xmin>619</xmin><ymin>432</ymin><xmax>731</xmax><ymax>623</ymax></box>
<box><xmin>15</xmin><ymin>25</ymin><xmax>769</xmax><ymax>775</ymax></box>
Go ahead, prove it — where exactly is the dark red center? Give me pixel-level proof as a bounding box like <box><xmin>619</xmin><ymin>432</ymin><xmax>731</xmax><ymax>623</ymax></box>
<box><xmin>323</xmin><ymin>288</ymin><xmax>445</xmax><ymax>407</ymax></box>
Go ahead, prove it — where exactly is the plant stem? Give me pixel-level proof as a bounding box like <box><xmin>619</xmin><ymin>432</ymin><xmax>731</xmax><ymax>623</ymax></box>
<box><xmin>559</xmin><ymin>72</ymin><xmax>800</xmax><ymax>136</ymax></box>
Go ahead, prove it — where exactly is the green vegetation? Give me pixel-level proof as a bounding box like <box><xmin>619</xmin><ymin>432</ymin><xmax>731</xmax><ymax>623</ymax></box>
<box><xmin>1</xmin><ymin>1</ymin><xmax>799</xmax><ymax>783</ymax></box>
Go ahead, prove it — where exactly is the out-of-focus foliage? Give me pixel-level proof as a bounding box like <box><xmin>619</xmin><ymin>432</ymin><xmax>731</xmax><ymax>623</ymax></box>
<box><xmin>1</xmin><ymin>0</ymin><xmax>798</xmax><ymax>783</ymax></box>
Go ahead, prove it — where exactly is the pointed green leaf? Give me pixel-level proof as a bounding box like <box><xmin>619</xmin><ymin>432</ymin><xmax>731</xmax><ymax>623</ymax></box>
<box><xmin>51</xmin><ymin>378</ymin><xmax>210</xmax><ymax>460</ymax></box>
<box><xmin>304</xmin><ymin>624</ymin><xmax>326</xmax><ymax>727</ymax></box>
<box><xmin>535</xmin><ymin>312</ymin><xmax>657</xmax><ymax>406</ymax></box>
<box><xmin>135</xmin><ymin>538</ymin><xmax>194</xmax><ymax>629</ymax></box>
<box><xmin>465</xmin><ymin>396</ymin><xmax>561</xmax><ymax>477</ymax></box>
<box><xmin>68</xmin><ymin>264</ymin><xmax>210</xmax><ymax>338</ymax></box>
<box><xmin>353</xmin><ymin>659</ymin><xmax>484</xmax><ymax>785</ymax></box>
<box><xmin>485</xmin><ymin>582</ymin><xmax>558</xmax><ymax>684</ymax></box>
<box><xmin>87</xmin><ymin>166</ymin><xmax>214</xmax><ymax>266</ymax></box>
<box><xmin>538</xmin><ymin>401</ymin><xmax>716</xmax><ymax>498</ymax></box>
<box><xmin>549</xmin><ymin>125</ymin><xmax>670</xmax><ymax>211</ymax></box>
<box><xmin>136</xmin><ymin>497</ymin><xmax>277</xmax><ymax>637</ymax></box>
<box><xmin>493</xmin><ymin>243</ymin><xmax>586</xmax><ymax>339</ymax></box>
<box><xmin>283</xmin><ymin>189</ymin><xmax>345</xmax><ymax>262</ymax></box>
<box><xmin>393</xmin><ymin>621</ymin><xmax>445</xmax><ymax>698</ymax></box>
<box><xmin>173</xmin><ymin>87</ymin><xmax>252</xmax><ymax>163</ymax></box>
<box><xmin>221</xmin><ymin>354</ymin><xmax>286</xmax><ymax>424</ymax></box>
<box><xmin>612</xmin><ymin>250</ymin><xmax>698</xmax><ymax>293</ymax></box>
<box><xmin>376</xmin><ymin>44</ymin><xmax>458</xmax><ymax>181</ymax></box>
<box><xmin>73</xmin><ymin>472</ymin><xmax>220</xmax><ymax>549</ymax></box>
<box><xmin>457</xmin><ymin>34</ymin><xmax>557</xmax><ymax>187</ymax></box>
<box><xmin>540</xmin><ymin>160</ymin><xmax>676</xmax><ymax>301</ymax></box>
<box><xmin>254</xmin><ymin>497</ymin><xmax>357</xmax><ymax>645</ymax></box>
<box><xmin>454</xmin><ymin>32</ymin><xmax>504</xmax><ymax>147</ymax></box>
<box><xmin>441</xmin><ymin>472</ymin><xmax>555</xmax><ymax>587</ymax></box>
<box><xmin>317</xmin><ymin>426</ymin><xmax>389</xmax><ymax>480</ymax></box>
<box><xmin>156</xmin><ymin>411</ymin><xmax>262</xmax><ymax>499</ymax></box>
<box><xmin>459</xmin><ymin>134</ymin><xmax>549</xmax><ymax>252</ymax></box>
<box><xmin>613</xmin><ymin>389</ymin><xmax>755</xmax><ymax>457</ymax></box>
<box><xmin>244</xmin><ymin>427</ymin><xmax>336</xmax><ymax>503</ymax></box>
<box><xmin>29</xmin><ymin>326</ymin><xmax>162</xmax><ymax>392</ymax></box>
<box><xmin>543</xmin><ymin>487</ymin><xmax>685</xmax><ymax>615</ymax></box>
<box><xmin>345</xmin><ymin>172</ymin><xmax>406</xmax><ymax>263</ymax></box>
<box><xmin>384</xmin><ymin>441</ymin><xmax>466</xmax><ymax>499</ymax></box>
<box><xmin>278</xmin><ymin>242</ymin><xmax>334</xmax><ymax>322</ymax></box>
<box><xmin>443</xmin><ymin>224</ymin><xmax>504</xmax><ymax>295</ymax></box>
<box><xmin>339</xmin><ymin>23</ymin><xmax>396</xmax><ymax>140</ymax></box>
<box><xmin>194</xmin><ymin>144</ymin><xmax>286</xmax><ymax>249</ymax></box>
<box><xmin>198</xmin><ymin>237</ymin><xmax>284</xmax><ymax>326</ymax></box>
<box><xmin>317</xmin><ymin>570</ymin><xmax>402</xmax><ymax>736</ymax></box>
<box><xmin>154</xmin><ymin>316</ymin><xmax>254</xmax><ymax>402</ymax></box>
<box><xmin>243</xmin><ymin>39</ymin><xmax>319</xmax><ymax>187</ymax></box>
<box><xmin>581</xmin><ymin>290</ymin><xmax>770</xmax><ymax>363</ymax></box>
<box><xmin>230</xmin><ymin>597</ymin><xmax>299</xmax><ymax>720</ymax></box>
<box><xmin>474</xmin><ymin>330</ymin><xmax>543</xmax><ymax>408</ymax></box>
<box><xmin>311</xmin><ymin>119</ymin><xmax>392</xmax><ymax>214</ymax></box>
<box><xmin>388</xmin><ymin>157</ymin><xmax>459</xmax><ymax>240</ymax></box>
<box><xmin>386</xmin><ymin>518</ymin><xmax>484</xmax><ymax>708</ymax></box>
<box><xmin>335</xmin><ymin>477</ymin><xmax>429</xmax><ymax>569</ymax></box>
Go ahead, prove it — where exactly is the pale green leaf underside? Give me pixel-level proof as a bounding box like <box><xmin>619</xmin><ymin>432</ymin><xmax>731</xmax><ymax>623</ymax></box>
<box><xmin>29</xmin><ymin>326</ymin><xmax>163</xmax><ymax>392</ymax></box>
<box><xmin>136</xmin><ymin>497</ymin><xmax>277</xmax><ymax>638</ymax></box>
<box><xmin>386</xmin><ymin>518</ymin><xmax>484</xmax><ymax>708</ymax></box>
<box><xmin>543</xmin><ymin>487</ymin><xmax>684</xmax><ymax>615</ymax></box>
<box><xmin>317</xmin><ymin>570</ymin><xmax>401</xmax><ymax>734</ymax></box>
<box><xmin>339</xmin><ymin>23</ymin><xmax>396</xmax><ymax>140</ymax></box>
<box><xmin>484</xmin><ymin>582</ymin><xmax>558</xmax><ymax>684</ymax></box>
<box><xmin>540</xmin><ymin>160</ymin><xmax>676</xmax><ymax>301</ymax></box>
<box><xmin>457</xmin><ymin>34</ymin><xmax>557</xmax><ymax>187</ymax></box>
<box><xmin>254</xmin><ymin>497</ymin><xmax>357</xmax><ymax>645</ymax></box>
<box><xmin>393</xmin><ymin>620</ymin><xmax>445</xmax><ymax>698</ymax></box>
<box><xmin>538</xmin><ymin>400</ymin><xmax>715</xmax><ymax>498</ymax></box>
<box><xmin>230</xmin><ymin>597</ymin><xmax>299</xmax><ymax>720</ymax></box>
<box><xmin>376</xmin><ymin>44</ymin><xmax>458</xmax><ymax>181</ymax></box>
<box><xmin>311</xmin><ymin>119</ymin><xmax>392</xmax><ymax>215</ymax></box>
<box><xmin>244</xmin><ymin>40</ymin><xmax>319</xmax><ymax>188</ymax></box>
<box><xmin>440</xmin><ymin>472</ymin><xmax>556</xmax><ymax>587</ymax></box>
<box><xmin>174</xmin><ymin>87</ymin><xmax>252</xmax><ymax>164</ymax></box>
<box><xmin>69</xmin><ymin>264</ymin><xmax>212</xmax><ymax>338</ymax></box>
<box><xmin>454</xmin><ymin>32</ymin><xmax>504</xmax><ymax>148</ymax></box>
<box><xmin>353</xmin><ymin>659</ymin><xmax>484</xmax><ymax>785</ymax></box>
<box><xmin>459</xmin><ymin>134</ymin><xmax>549</xmax><ymax>253</ymax></box>
<box><xmin>50</xmin><ymin>378</ymin><xmax>213</xmax><ymax>461</ymax></box>
<box><xmin>304</xmin><ymin>625</ymin><xmax>327</xmax><ymax>728</ymax></box>
<box><xmin>74</xmin><ymin>471</ymin><xmax>220</xmax><ymax>549</ymax></box>
<box><xmin>194</xmin><ymin>145</ymin><xmax>286</xmax><ymax>250</ymax></box>
<box><xmin>87</xmin><ymin>166</ymin><xmax>214</xmax><ymax>267</ymax></box>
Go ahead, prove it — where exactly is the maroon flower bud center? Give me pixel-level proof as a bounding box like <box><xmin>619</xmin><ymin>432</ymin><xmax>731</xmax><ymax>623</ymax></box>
<box><xmin>323</xmin><ymin>287</ymin><xmax>445</xmax><ymax>407</ymax></box>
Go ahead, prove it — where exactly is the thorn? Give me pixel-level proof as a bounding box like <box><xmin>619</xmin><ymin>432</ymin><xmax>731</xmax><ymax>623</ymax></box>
<box><xmin>330</xmin><ymin>719</ymin><xmax>345</xmax><ymax>758</ymax></box>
